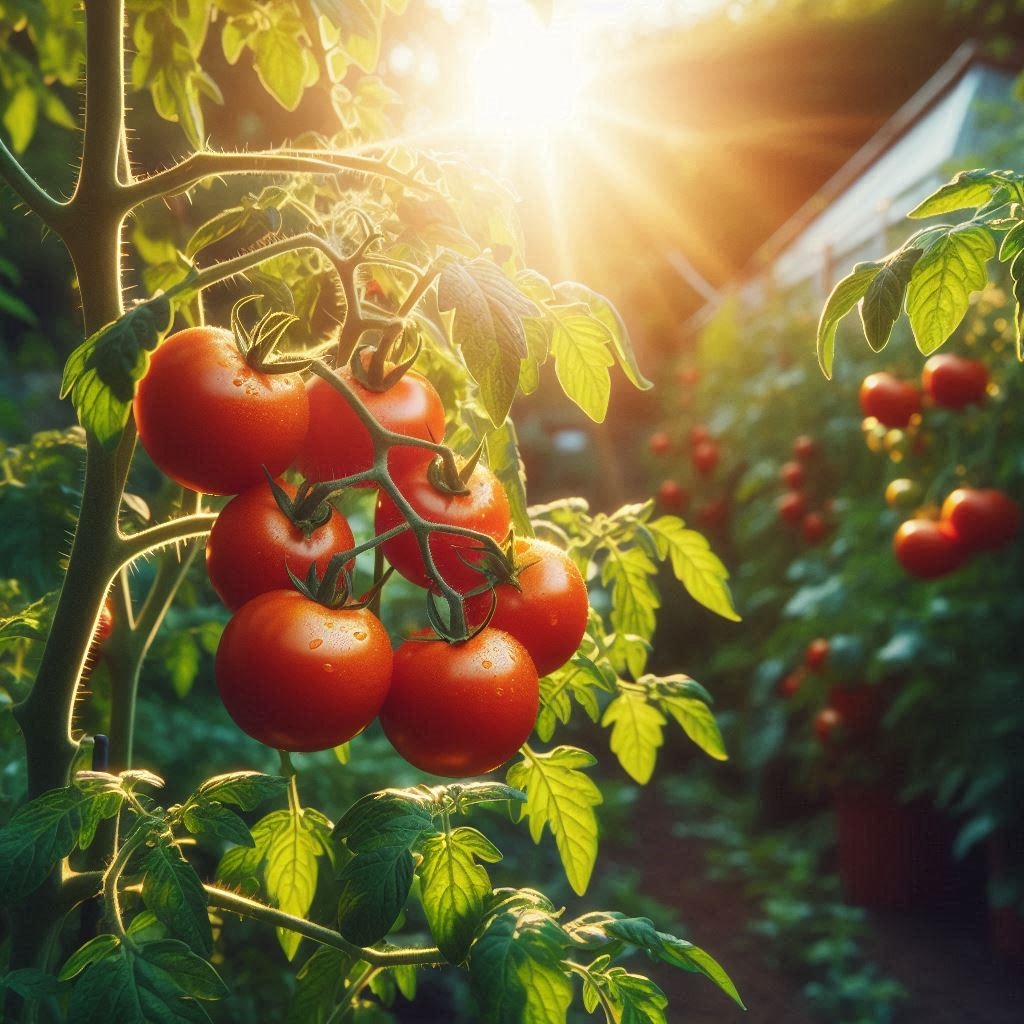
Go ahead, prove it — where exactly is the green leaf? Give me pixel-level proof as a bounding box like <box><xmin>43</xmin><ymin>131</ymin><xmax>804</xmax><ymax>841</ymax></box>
<box><xmin>907</xmin><ymin>168</ymin><xmax>1019</xmax><ymax>218</ymax></box>
<box><xmin>333</xmin><ymin>789</ymin><xmax>434</xmax><ymax>850</ymax></box>
<box><xmin>0</xmin><ymin>966</ymin><xmax>60</xmax><ymax>1000</ymax></box>
<box><xmin>2</xmin><ymin>86</ymin><xmax>38</xmax><ymax>155</ymax></box>
<box><xmin>601</xmin><ymin>543</ymin><xmax>660</xmax><ymax>648</ymax></box>
<box><xmin>816</xmin><ymin>261</ymin><xmax>882</xmax><ymax>378</ymax></box>
<box><xmin>0</xmin><ymin>786</ymin><xmax>118</xmax><ymax>903</ymax></box>
<box><xmin>998</xmin><ymin>218</ymin><xmax>1024</xmax><ymax>262</ymax></box>
<box><xmin>906</xmin><ymin>225</ymin><xmax>995</xmax><ymax>355</ymax></box>
<box><xmin>193</xmin><ymin>771</ymin><xmax>289</xmax><ymax>811</ymax></box>
<box><xmin>657</xmin><ymin>693</ymin><xmax>728</xmax><ymax>762</ymax></box>
<box><xmin>437</xmin><ymin>259</ymin><xmax>539</xmax><ymax>427</ymax></box>
<box><xmin>548</xmin><ymin>304</ymin><xmax>616</xmax><ymax>422</ymax></box>
<box><xmin>1010</xmin><ymin>249</ymin><xmax>1024</xmax><ymax>361</ymax></box>
<box><xmin>606</xmin><ymin>918</ymin><xmax>744</xmax><ymax>1009</ymax></box>
<box><xmin>260</xmin><ymin>809</ymin><xmax>328</xmax><ymax>960</ymax></box>
<box><xmin>336</xmin><ymin>840</ymin><xmax>416</xmax><ymax>947</ymax></box>
<box><xmin>555</xmin><ymin>282</ymin><xmax>652</xmax><ymax>391</ymax></box>
<box><xmin>582</xmin><ymin>965</ymin><xmax>669</xmax><ymax>1024</ymax></box>
<box><xmin>287</xmin><ymin>946</ymin><xmax>353</xmax><ymax>1024</ymax></box>
<box><xmin>650</xmin><ymin>516</ymin><xmax>740</xmax><ymax>622</ymax></box>
<box><xmin>418</xmin><ymin>827</ymin><xmax>502</xmax><ymax>964</ymax></box>
<box><xmin>59</xmin><ymin>934</ymin><xmax>122</xmax><ymax>982</ymax></box>
<box><xmin>252</xmin><ymin>10</ymin><xmax>319</xmax><ymax>110</ymax></box>
<box><xmin>60</xmin><ymin>298</ymin><xmax>172</xmax><ymax>446</ymax></box>
<box><xmin>485</xmin><ymin>418</ymin><xmax>531</xmax><ymax>537</ymax></box>
<box><xmin>506</xmin><ymin>746</ymin><xmax>602</xmax><ymax>896</ymax></box>
<box><xmin>859</xmin><ymin>248</ymin><xmax>922</xmax><ymax>352</ymax></box>
<box><xmin>469</xmin><ymin>908</ymin><xmax>572</xmax><ymax>1024</ymax></box>
<box><xmin>602</xmin><ymin>687</ymin><xmax>666</xmax><ymax>785</ymax></box>
<box><xmin>181</xmin><ymin>803</ymin><xmax>254</xmax><ymax>848</ymax></box>
<box><xmin>141</xmin><ymin>841</ymin><xmax>213</xmax><ymax>956</ymax></box>
<box><xmin>67</xmin><ymin>941</ymin><xmax>226</xmax><ymax>1024</ymax></box>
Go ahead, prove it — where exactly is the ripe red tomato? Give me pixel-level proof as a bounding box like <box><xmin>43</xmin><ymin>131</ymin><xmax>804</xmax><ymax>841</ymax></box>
<box><xmin>793</xmin><ymin>435</ymin><xmax>817</xmax><ymax>462</ymax></box>
<box><xmin>656</xmin><ymin>479</ymin><xmax>689</xmax><ymax>513</ymax></box>
<box><xmin>375</xmin><ymin>460</ymin><xmax>511</xmax><ymax>591</ymax></box>
<box><xmin>804</xmin><ymin>637</ymin><xmax>830</xmax><ymax>672</ymax></box>
<box><xmin>780</xmin><ymin>461</ymin><xmax>805</xmax><ymax>490</ymax></box>
<box><xmin>858</xmin><ymin>372</ymin><xmax>922</xmax><ymax>429</ymax></box>
<box><xmin>206</xmin><ymin>479</ymin><xmax>356</xmax><ymax>611</ymax></box>
<box><xmin>696</xmin><ymin>496</ymin><xmax>730</xmax><ymax>529</ymax></box>
<box><xmin>688</xmin><ymin>424</ymin><xmax>711</xmax><ymax>447</ymax></box>
<box><xmin>921</xmin><ymin>354</ymin><xmax>988</xmax><ymax>410</ymax></box>
<box><xmin>648</xmin><ymin>430</ymin><xmax>672</xmax><ymax>456</ymax></box>
<box><xmin>464</xmin><ymin>538</ymin><xmax>589</xmax><ymax>676</ymax></box>
<box><xmin>813</xmin><ymin>707</ymin><xmax>842</xmax><ymax>745</ymax></box>
<box><xmin>691</xmin><ymin>439</ymin><xmax>720</xmax><ymax>476</ymax></box>
<box><xmin>777</xmin><ymin>491</ymin><xmax>807</xmax><ymax>525</ymax></box>
<box><xmin>892</xmin><ymin>518</ymin><xmax>967</xmax><ymax>579</ymax></box>
<box><xmin>380</xmin><ymin>628</ymin><xmax>539</xmax><ymax>776</ymax></box>
<box><xmin>940</xmin><ymin>487</ymin><xmax>1021</xmax><ymax>552</ymax></box>
<box><xmin>777</xmin><ymin>669</ymin><xmax>804</xmax><ymax>699</ymax></box>
<box><xmin>215</xmin><ymin>591</ymin><xmax>392</xmax><ymax>752</ymax></box>
<box><xmin>134</xmin><ymin>326</ymin><xmax>309</xmax><ymax>495</ymax></box>
<box><xmin>801</xmin><ymin>511</ymin><xmax>828</xmax><ymax>544</ymax></box>
<box><xmin>296</xmin><ymin>361</ymin><xmax>446</xmax><ymax>485</ymax></box>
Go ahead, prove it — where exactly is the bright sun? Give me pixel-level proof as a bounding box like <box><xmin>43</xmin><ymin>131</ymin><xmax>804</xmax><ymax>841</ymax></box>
<box><xmin>462</xmin><ymin>4</ymin><xmax>590</xmax><ymax>143</ymax></box>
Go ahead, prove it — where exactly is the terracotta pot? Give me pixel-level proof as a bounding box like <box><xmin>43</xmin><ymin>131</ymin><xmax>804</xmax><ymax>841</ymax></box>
<box><xmin>833</xmin><ymin>784</ymin><xmax>979</xmax><ymax>914</ymax></box>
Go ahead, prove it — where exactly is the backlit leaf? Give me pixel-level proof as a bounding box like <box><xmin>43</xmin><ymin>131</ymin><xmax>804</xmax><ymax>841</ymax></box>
<box><xmin>859</xmin><ymin>248</ymin><xmax>922</xmax><ymax>352</ymax></box>
<box><xmin>650</xmin><ymin>516</ymin><xmax>740</xmax><ymax>622</ymax></box>
<box><xmin>548</xmin><ymin>304</ymin><xmax>615</xmax><ymax>422</ymax></box>
<box><xmin>816</xmin><ymin>261</ymin><xmax>882</xmax><ymax>378</ymax></box>
<box><xmin>141</xmin><ymin>841</ymin><xmax>213</xmax><ymax>956</ymax></box>
<box><xmin>602</xmin><ymin>687</ymin><xmax>666</xmax><ymax>785</ymax></box>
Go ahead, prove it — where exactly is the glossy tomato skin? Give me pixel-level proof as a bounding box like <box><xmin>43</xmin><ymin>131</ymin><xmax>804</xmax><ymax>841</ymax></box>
<box><xmin>375</xmin><ymin>461</ymin><xmax>511</xmax><ymax>591</ymax></box>
<box><xmin>465</xmin><ymin>538</ymin><xmax>589</xmax><ymax>676</ymax></box>
<box><xmin>215</xmin><ymin>591</ymin><xmax>392</xmax><ymax>752</ymax></box>
<box><xmin>858</xmin><ymin>372</ymin><xmax>921</xmax><ymax>429</ymax></box>
<box><xmin>296</xmin><ymin>366</ymin><xmax>445</xmax><ymax>485</ymax></box>
<box><xmin>922</xmin><ymin>354</ymin><xmax>988</xmax><ymax>410</ymax></box>
<box><xmin>940</xmin><ymin>487</ymin><xmax>1021</xmax><ymax>551</ymax></box>
<box><xmin>134</xmin><ymin>327</ymin><xmax>309</xmax><ymax>495</ymax></box>
<box><xmin>206</xmin><ymin>479</ymin><xmax>355</xmax><ymax>611</ymax></box>
<box><xmin>893</xmin><ymin>518</ymin><xmax>967</xmax><ymax>579</ymax></box>
<box><xmin>380</xmin><ymin>628</ymin><xmax>539</xmax><ymax>777</ymax></box>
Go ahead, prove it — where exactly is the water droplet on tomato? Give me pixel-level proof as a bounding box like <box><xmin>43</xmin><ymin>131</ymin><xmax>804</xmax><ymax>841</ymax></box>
<box><xmin>323</xmin><ymin>663</ymin><xmax>334</xmax><ymax>673</ymax></box>
<box><xmin>353</xmin><ymin>631</ymin><xmax>367</xmax><ymax>641</ymax></box>
<box><xmin>232</xmin><ymin>378</ymin><xmax>243</xmax><ymax>387</ymax></box>
<box><xmin>482</xmin><ymin>659</ymin><xmax>492</xmax><ymax>669</ymax></box>
<box><xmin>309</xmin><ymin>638</ymin><xmax>323</xmax><ymax>650</ymax></box>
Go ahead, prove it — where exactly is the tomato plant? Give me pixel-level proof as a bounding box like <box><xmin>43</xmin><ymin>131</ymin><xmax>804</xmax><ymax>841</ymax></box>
<box><xmin>134</xmin><ymin>325</ymin><xmax>310</xmax><ymax>495</ymax></box>
<box><xmin>205</xmin><ymin>478</ymin><xmax>356</xmax><ymax>611</ymax></box>
<box><xmin>0</xmin><ymin>4</ymin><xmax>747</xmax><ymax>1021</ymax></box>
<box><xmin>380</xmin><ymin>628</ymin><xmax>540</xmax><ymax>777</ymax></box>
<box><xmin>215</xmin><ymin>590</ymin><xmax>393</xmax><ymax>752</ymax></box>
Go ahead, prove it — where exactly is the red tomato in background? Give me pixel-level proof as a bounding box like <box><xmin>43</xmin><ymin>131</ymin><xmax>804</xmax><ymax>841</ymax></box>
<box><xmin>215</xmin><ymin>591</ymin><xmax>392</xmax><ymax>752</ymax></box>
<box><xmin>921</xmin><ymin>354</ymin><xmax>988</xmax><ymax>410</ymax></box>
<box><xmin>380</xmin><ymin>628</ymin><xmax>539</xmax><ymax>777</ymax></box>
<box><xmin>858</xmin><ymin>372</ymin><xmax>922</xmax><ymax>428</ymax></box>
<box><xmin>692</xmin><ymin>439</ymin><xmax>720</xmax><ymax>476</ymax></box>
<box><xmin>893</xmin><ymin>518</ymin><xmax>967</xmax><ymax>579</ymax></box>
<box><xmin>134</xmin><ymin>326</ymin><xmax>309</xmax><ymax>495</ymax></box>
<box><xmin>813</xmin><ymin>707</ymin><xmax>843</xmax><ymax>745</ymax></box>
<box><xmin>793</xmin><ymin>435</ymin><xmax>817</xmax><ymax>461</ymax></box>
<box><xmin>464</xmin><ymin>538</ymin><xmax>589</xmax><ymax>676</ymax></box>
<box><xmin>940</xmin><ymin>487</ymin><xmax>1020</xmax><ymax>551</ymax></box>
<box><xmin>804</xmin><ymin>637</ymin><xmax>830</xmax><ymax>672</ymax></box>
<box><xmin>780</xmin><ymin>461</ymin><xmax>805</xmax><ymax>490</ymax></box>
<box><xmin>375</xmin><ymin>461</ymin><xmax>511</xmax><ymax>592</ymax></box>
<box><xmin>296</xmin><ymin>362</ymin><xmax>446</xmax><ymax>485</ymax></box>
<box><xmin>777</xmin><ymin>491</ymin><xmax>807</xmax><ymax>525</ymax></box>
<box><xmin>688</xmin><ymin>424</ymin><xmax>711</xmax><ymax>446</ymax></box>
<box><xmin>777</xmin><ymin>669</ymin><xmax>805</xmax><ymax>699</ymax></box>
<box><xmin>648</xmin><ymin>431</ymin><xmax>672</xmax><ymax>456</ymax></box>
<box><xmin>657</xmin><ymin>479</ymin><xmax>689</xmax><ymax>513</ymax></box>
<box><xmin>801</xmin><ymin>512</ymin><xmax>828</xmax><ymax>544</ymax></box>
<box><xmin>206</xmin><ymin>479</ymin><xmax>356</xmax><ymax>611</ymax></box>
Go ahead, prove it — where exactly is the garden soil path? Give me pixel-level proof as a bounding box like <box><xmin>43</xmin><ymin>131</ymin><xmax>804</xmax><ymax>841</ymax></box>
<box><xmin>610</xmin><ymin>790</ymin><xmax>1024</xmax><ymax>1024</ymax></box>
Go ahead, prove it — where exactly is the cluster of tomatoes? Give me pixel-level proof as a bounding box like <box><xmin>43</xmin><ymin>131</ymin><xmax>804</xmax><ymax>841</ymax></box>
<box><xmin>778</xmin><ymin>638</ymin><xmax>883</xmax><ymax>750</ymax></box>
<box><xmin>650</xmin><ymin>423</ymin><xmax>730</xmax><ymax>529</ymax></box>
<box><xmin>857</xmin><ymin>353</ymin><xmax>1020</xmax><ymax>579</ymax></box>
<box><xmin>774</xmin><ymin>434</ymin><xmax>833</xmax><ymax>545</ymax></box>
<box><xmin>132</xmin><ymin>324</ymin><xmax>589</xmax><ymax>775</ymax></box>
